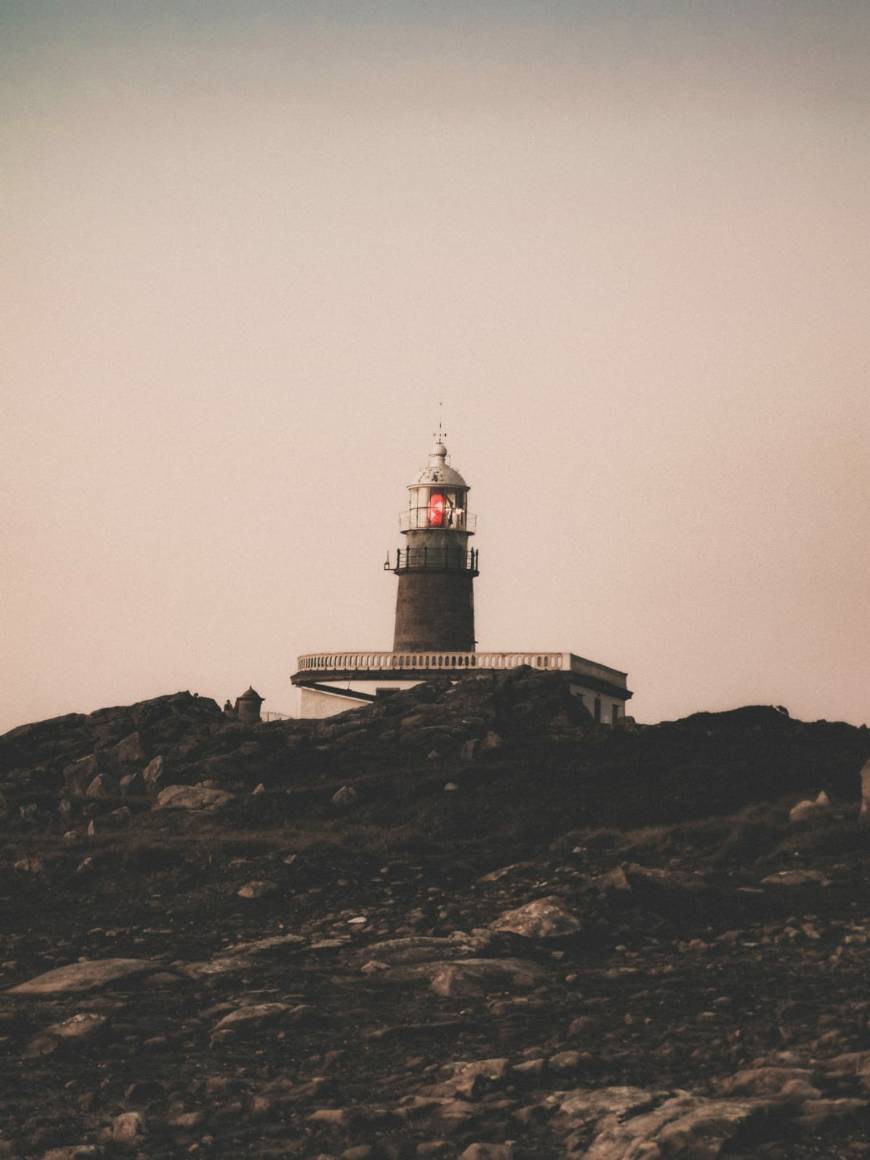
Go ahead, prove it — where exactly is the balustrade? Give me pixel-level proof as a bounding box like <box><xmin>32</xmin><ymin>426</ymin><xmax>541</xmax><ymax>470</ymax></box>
<box><xmin>296</xmin><ymin>651</ymin><xmax>566</xmax><ymax>673</ymax></box>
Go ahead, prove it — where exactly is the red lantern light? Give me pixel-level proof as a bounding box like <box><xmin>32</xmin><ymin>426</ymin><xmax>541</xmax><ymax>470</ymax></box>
<box><xmin>428</xmin><ymin>492</ymin><xmax>445</xmax><ymax>527</ymax></box>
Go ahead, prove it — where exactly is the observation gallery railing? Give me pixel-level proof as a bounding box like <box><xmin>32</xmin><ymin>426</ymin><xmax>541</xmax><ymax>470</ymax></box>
<box><xmin>384</xmin><ymin>547</ymin><xmax>479</xmax><ymax>573</ymax></box>
<box><xmin>295</xmin><ymin>651</ymin><xmax>568</xmax><ymax>674</ymax></box>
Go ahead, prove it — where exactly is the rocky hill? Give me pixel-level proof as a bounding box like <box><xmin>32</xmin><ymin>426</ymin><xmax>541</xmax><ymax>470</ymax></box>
<box><xmin>0</xmin><ymin>669</ymin><xmax>868</xmax><ymax>1159</ymax></box>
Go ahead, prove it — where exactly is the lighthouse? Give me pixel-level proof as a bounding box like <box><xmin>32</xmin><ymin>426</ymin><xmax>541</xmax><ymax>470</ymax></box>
<box><xmin>292</xmin><ymin>430</ymin><xmax>633</xmax><ymax>722</ymax></box>
<box><xmin>388</xmin><ymin>434</ymin><xmax>478</xmax><ymax>653</ymax></box>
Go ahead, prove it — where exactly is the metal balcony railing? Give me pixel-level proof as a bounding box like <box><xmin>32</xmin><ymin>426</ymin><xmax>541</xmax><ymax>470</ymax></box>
<box><xmin>384</xmin><ymin>547</ymin><xmax>479</xmax><ymax>573</ymax></box>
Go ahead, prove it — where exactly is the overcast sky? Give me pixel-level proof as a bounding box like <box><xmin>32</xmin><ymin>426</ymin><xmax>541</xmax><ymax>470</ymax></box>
<box><xmin>3</xmin><ymin>0</ymin><xmax>869</xmax><ymax>731</ymax></box>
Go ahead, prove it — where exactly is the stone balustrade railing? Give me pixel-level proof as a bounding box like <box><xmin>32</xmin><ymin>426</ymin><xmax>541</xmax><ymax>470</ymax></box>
<box><xmin>295</xmin><ymin>650</ymin><xmax>567</xmax><ymax>674</ymax></box>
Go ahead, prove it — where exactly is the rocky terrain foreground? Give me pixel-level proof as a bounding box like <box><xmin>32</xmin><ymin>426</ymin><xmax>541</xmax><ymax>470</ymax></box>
<box><xmin>1</xmin><ymin>671</ymin><xmax>868</xmax><ymax>1159</ymax></box>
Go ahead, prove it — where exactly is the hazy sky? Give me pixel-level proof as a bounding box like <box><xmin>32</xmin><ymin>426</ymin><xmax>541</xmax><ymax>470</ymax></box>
<box><xmin>3</xmin><ymin>1</ymin><xmax>869</xmax><ymax>731</ymax></box>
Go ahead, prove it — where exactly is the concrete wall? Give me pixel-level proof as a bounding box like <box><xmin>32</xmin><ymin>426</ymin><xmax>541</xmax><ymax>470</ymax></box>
<box><xmin>300</xmin><ymin>676</ymin><xmax>627</xmax><ymax>724</ymax></box>
<box><xmin>298</xmin><ymin>687</ymin><xmax>369</xmax><ymax>719</ymax></box>
<box><xmin>298</xmin><ymin>680</ymin><xmax>421</xmax><ymax>719</ymax></box>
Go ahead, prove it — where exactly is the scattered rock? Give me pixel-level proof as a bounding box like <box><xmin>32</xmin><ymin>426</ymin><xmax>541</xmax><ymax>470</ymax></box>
<box><xmin>142</xmin><ymin>755</ymin><xmax>166</xmax><ymax>791</ymax></box>
<box><xmin>555</xmin><ymin>1086</ymin><xmax>774</xmax><ymax>1158</ymax></box>
<box><xmin>237</xmin><ymin>879</ymin><xmax>278</xmax><ymax>900</ymax></box>
<box><xmin>84</xmin><ymin>773</ymin><xmax>116</xmax><ymax>798</ymax></box>
<box><xmin>490</xmin><ymin>896</ymin><xmax>583</xmax><ymax>939</ymax></box>
<box><xmin>8</xmin><ymin>958</ymin><xmax>162</xmax><ymax>995</ymax></box>
<box><xmin>760</xmin><ymin>869</ymin><xmax>831</xmax><ymax>888</ymax></box>
<box><xmin>112</xmin><ymin>1110</ymin><xmax>145</xmax><ymax>1145</ymax></box>
<box><xmin>25</xmin><ymin>1012</ymin><xmax>108</xmax><ymax>1056</ymax></box>
<box><xmin>41</xmin><ymin>1149</ymin><xmax>100</xmax><ymax>1159</ymax></box>
<box><xmin>428</xmin><ymin>958</ymin><xmax>546</xmax><ymax>995</ymax></box>
<box><xmin>14</xmin><ymin>855</ymin><xmax>45</xmax><ymax>874</ymax></box>
<box><xmin>223</xmin><ymin>932</ymin><xmax>306</xmax><ymax>957</ymax></box>
<box><xmin>0</xmin><ymin>684</ymin><xmax>867</xmax><ymax>1158</ymax></box>
<box><xmin>63</xmin><ymin>754</ymin><xmax>100</xmax><ymax>794</ymax></box>
<box><xmin>332</xmin><ymin>785</ymin><xmax>358</xmax><ymax>806</ymax></box>
<box><xmin>211</xmin><ymin>1002</ymin><xmax>293</xmax><ymax>1042</ymax></box>
<box><xmin>152</xmin><ymin>783</ymin><xmax>235</xmax><ymax>811</ymax></box>
<box><xmin>460</xmin><ymin>1145</ymin><xmax>513</xmax><ymax>1160</ymax></box>
<box><xmin>108</xmin><ymin>731</ymin><xmax>148</xmax><ymax>766</ymax></box>
<box><xmin>790</xmin><ymin>791</ymin><xmax>833</xmax><ymax>823</ymax></box>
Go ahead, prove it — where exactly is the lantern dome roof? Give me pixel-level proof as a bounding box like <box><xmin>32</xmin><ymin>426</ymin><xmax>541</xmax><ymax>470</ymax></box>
<box><xmin>410</xmin><ymin>439</ymin><xmax>468</xmax><ymax>488</ymax></box>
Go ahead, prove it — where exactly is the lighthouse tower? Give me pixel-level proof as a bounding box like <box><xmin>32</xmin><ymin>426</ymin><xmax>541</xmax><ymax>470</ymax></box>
<box><xmin>387</xmin><ymin>434</ymin><xmax>478</xmax><ymax>652</ymax></box>
<box><xmin>291</xmin><ymin>428</ymin><xmax>633</xmax><ymax>722</ymax></box>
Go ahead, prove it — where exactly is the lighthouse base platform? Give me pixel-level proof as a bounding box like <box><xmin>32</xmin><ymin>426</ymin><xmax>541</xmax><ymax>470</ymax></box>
<box><xmin>291</xmin><ymin>651</ymin><xmax>632</xmax><ymax>724</ymax></box>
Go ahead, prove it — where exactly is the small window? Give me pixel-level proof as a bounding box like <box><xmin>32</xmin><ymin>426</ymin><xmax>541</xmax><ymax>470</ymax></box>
<box><xmin>612</xmin><ymin>704</ymin><xmax>619</xmax><ymax>725</ymax></box>
<box><xmin>594</xmin><ymin>696</ymin><xmax>601</xmax><ymax>723</ymax></box>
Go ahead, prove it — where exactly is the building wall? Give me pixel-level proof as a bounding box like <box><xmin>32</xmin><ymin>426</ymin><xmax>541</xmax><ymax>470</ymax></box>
<box><xmin>298</xmin><ymin>687</ymin><xmax>368</xmax><ymax>719</ymax></box>
<box><xmin>300</xmin><ymin>676</ymin><xmax>627</xmax><ymax>724</ymax></box>
<box><xmin>298</xmin><ymin>680</ymin><xmax>420</xmax><ymax>719</ymax></box>
<box><xmin>569</xmin><ymin>683</ymin><xmax>625</xmax><ymax>725</ymax></box>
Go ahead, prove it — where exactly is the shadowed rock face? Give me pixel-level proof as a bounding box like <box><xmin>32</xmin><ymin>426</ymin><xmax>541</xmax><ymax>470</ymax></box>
<box><xmin>0</xmin><ymin>676</ymin><xmax>868</xmax><ymax>1157</ymax></box>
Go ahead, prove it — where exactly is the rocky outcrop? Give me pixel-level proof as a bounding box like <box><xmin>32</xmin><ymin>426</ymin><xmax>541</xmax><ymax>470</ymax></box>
<box><xmin>0</xmin><ymin>679</ymin><xmax>867</xmax><ymax>1158</ymax></box>
<box><xmin>152</xmin><ymin>783</ymin><xmax>236</xmax><ymax>812</ymax></box>
<box><xmin>7</xmin><ymin>958</ymin><xmax>167</xmax><ymax>995</ymax></box>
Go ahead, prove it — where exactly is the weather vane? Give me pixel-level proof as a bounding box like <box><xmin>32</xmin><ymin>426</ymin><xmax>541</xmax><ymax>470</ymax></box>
<box><xmin>435</xmin><ymin>400</ymin><xmax>446</xmax><ymax>443</ymax></box>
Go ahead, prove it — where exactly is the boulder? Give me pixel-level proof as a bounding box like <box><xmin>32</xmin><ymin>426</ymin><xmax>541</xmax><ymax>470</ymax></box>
<box><xmin>119</xmin><ymin>770</ymin><xmax>144</xmax><ymax>795</ymax></box>
<box><xmin>142</xmin><ymin>755</ymin><xmax>165</xmax><ymax>791</ymax></box>
<box><xmin>555</xmin><ymin>1086</ymin><xmax>777</xmax><ymax>1158</ymax></box>
<box><xmin>85</xmin><ymin>772</ymin><xmax>117</xmax><ymax>798</ymax></box>
<box><xmin>237</xmin><ymin>879</ymin><xmax>278</xmax><ymax>900</ymax></box>
<box><xmin>480</xmin><ymin>730</ymin><xmax>504</xmax><ymax>752</ymax></box>
<box><xmin>14</xmin><ymin>855</ymin><xmax>44</xmax><ymax>874</ymax></box>
<box><xmin>211</xmin><ymin>1001</ymin><xmax>301</xmax><ymax>1042</ymax></box>
<box><xmin>583</xmin><ymin>1092</ymin><xmax>770</xmax><ymax>1158</ymax></box>
<box><xmin>63</xmin><ymin>754</ymin><xmax>101</xmax><ymax>794</ymax></box>
<box><xmin>112</xmin><ymin>1110</ymin><xmax>145</xmax><ymax>1145</ymax></box>
<box><xmin>460</xmin><ymin>1147</ymin><xmax>513</xmax><ymax>1160</ymax></box>
<box><xmin>208</xmin><ymin>997</ymin><xmax>315</xmax><ymax>1044</ymax></box>
<box><xmin>223</xmin><ymin>933</ymin><xmax>307</xmax><ymax>958</ymax></box>
<box><xmin>152</xmin><ymin>783</ymin><xmax>235</xmax><ymax>812</ymax></box>
<box><xmin>358</xmin><ymin>932</ymin><xmax>497</xmax><ymax>967</ymax></box>
<box><xmin>718</xmin><ymin>1066</ymin><xmax>820</xmax><ymax>1100</ymax></box>
<box><xmin>760</xmin><ymin>869</ymin><xmax>830</xmax><ymax>888</ymax></box>
<box><xmin>332</xmin><ymin>785</ymin><xmax>358</xmax><ymax>806</ymax></box>
<box><xmin>42</xmin><ymin>1149</ymin><xmax>100</xmax><ymax>1160</ymax></box>
<box><xmin>490</xmin><ymin>896</ymin><xmax>583</xmax><ymax>939</ymax></box>
<box><xmin>425</xmin><ymin>958</ymin><xmax>547</xmax><ymax>993</ymax></box>
<box><xmin>107</xmin><ymin>731</ymin><xmax>148</xmax><ymax>766</ymax></box>
<box><xmin>8</xmin><ymin>958</ymin><xmax>161</xmax><ymax>995</ymax></box>
<box><xmin>431</xmin><ymin>1058</ymin><xmax>510</xmax><ymax>1099</ymax></box>
<box><xmin>789</xmin><ymin>791</ymin><xmax>832</xmax><ymax>824</ymax></box>
<box><xmin>25</xmin><ymin>1012</ymin><xmax>109</xmax><ymax>1056</ymax></box>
